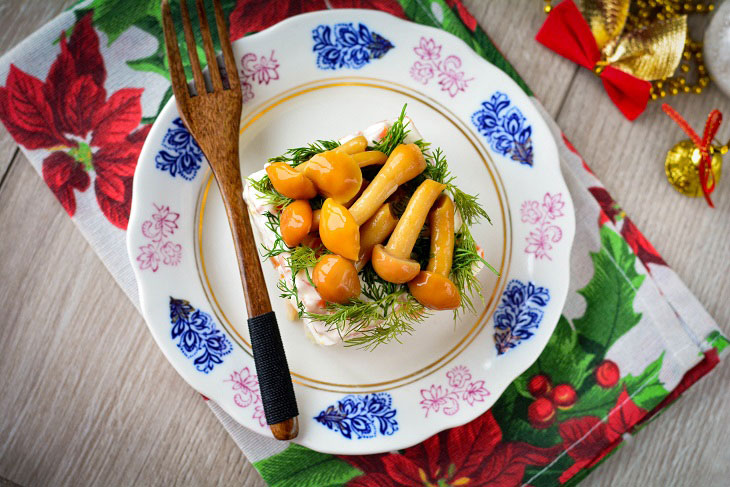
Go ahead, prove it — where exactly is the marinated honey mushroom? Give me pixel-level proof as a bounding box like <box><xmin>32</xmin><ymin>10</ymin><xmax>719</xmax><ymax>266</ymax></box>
<box><xmin>269</xmin><ymin>141</ymin><xmax>448</xmax><ymax>306</ymax></box>
<box><xmin>407</xmin><ymin>195</ymin><xmax>461</xmax><ymax>310</ymax></box>
<box><xmin>372</xmin><ymin>179</ymin><xmax>446</xmax><ymax>283</ymax></box>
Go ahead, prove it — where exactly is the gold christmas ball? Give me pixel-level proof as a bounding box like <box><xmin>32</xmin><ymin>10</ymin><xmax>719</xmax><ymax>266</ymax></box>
<box><xmin>665</xmin><ymin>140</ymin><xmax>723</xmax><ymax>198</ymax></box>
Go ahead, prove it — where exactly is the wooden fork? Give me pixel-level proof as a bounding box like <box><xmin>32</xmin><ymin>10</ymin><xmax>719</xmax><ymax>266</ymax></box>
<box><xmin>161</xmin><ymin>0</ymin><xmax>298</xmax><ymax>440</ymax></box>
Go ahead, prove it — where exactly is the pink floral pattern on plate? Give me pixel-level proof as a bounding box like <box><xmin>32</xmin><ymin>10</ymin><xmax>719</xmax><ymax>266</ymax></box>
<box><xmin>410</xmin><ymin>37</ymin><xmax>473</xmax><ymax>97</ymax></box>
<box><xmin>137</xmin><ymin>204</ymin><xmax>182</xmax><ymax>272</ymax></box>
<box><xmin>225</xmin><ymin>366</ymin><xmax>266</xmax><ymax>428</ymax></box>
<box><xmin>240</xmin><ymin>50</ymin><xmax>280</xmax><ymax>104</ymax></box>
<box><xmin>521</xmin><ymin>192</ymin><xmax>565</xmax><ymax>260</ymax></box>
<box><xmin>420</xmin><ymin>365</ymin><xmax>489</xmax><ymax>417</ymax></box>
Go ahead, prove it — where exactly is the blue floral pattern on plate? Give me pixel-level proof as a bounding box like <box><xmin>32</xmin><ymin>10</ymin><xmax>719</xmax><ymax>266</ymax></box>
<box><xmin>312</xmin><ymin>23</ymin><xmax>394</xmax><ymax>70</ymax></box>
<box><xmin>169</xmin><ymin>297</ymin><xmax>232</xmax><ymax>373</ymax></box>
<box><xmin>493</xmin><ymin>280</ymin><xmax>550</xmax><ymax>354</ymax></box>
<box><xmin>314</xmin><ymin>393</ymin><xmax>398</xmax><ymax>439</ymax></box>
<box><xmin>155</xmin><ymin>118</ymin><xmax>203</xmax><ymax>180</ymax></box>
<box><xmin>472</xmin><ymin>92</ymin><xmax>534</xmax><ymax>166</ymax></box>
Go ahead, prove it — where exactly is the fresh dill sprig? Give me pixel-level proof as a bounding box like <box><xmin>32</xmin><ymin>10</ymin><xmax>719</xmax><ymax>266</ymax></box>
<box><xmin>261</xmin><ymin>211</ymin><xmax>290</xmax><ymax>258</ymax></box>
<box><xmin>423</xmin><ymin>147</ymin><xmax>491</xmax><ymax>226</ymax></box>
<box><xmin>422</xmin><ymin>147</ymin><xmax>451</xmax><ymax>184</ymax></box>
<box><xmin>305</xmin><ymin>265</ymin><xmax>429</xmax><ymax>350</ymax></box>
<box><xmin>268</xmin><ymin>139</ymin><xmax>340</xmax><ymax>166</ymax></box>
<box><xmin>372</xmin><ymin>104</ymin><xmax>410</xmax><ymax>156</ymax></box>
<box><xmin>305</xmin><ymin>288</ymin><xmax>428</xmax><ymax>351</ymax></box>
<box><xmin>451</xmin><ymin>225</ymin><xmax>498</xmax><ymax>317</ymax></box>
<box><xmin>414</xmin><ymin>139</ymin><xmax>430</xmax><ymax>153</ymax></box>
<box><xmin>247</xmin><ymin>176</ymin><xmax>293</xmax><ymax>209</ymax></box>
<box><xmin>261</xmin><ymin>211</ymin><xmax>325</xmax><ymax>316</ymax></box>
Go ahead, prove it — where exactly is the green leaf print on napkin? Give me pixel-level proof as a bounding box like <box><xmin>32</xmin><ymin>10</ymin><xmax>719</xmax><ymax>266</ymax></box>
<box><xmin>254</xmin><ymin>444</ymin><xmax>361</xmax><ymax>487</ymax></box>
<box><xmin>493</xmin><ymin>225</ymin><xmax>660</xmax><ymax>459</ymax></box>
<box><xmin>574</xmin><ymin>225</ymin><xmax>645</xmax><ymax>355</ymax></box>
<box><xmin>707</xmin><ymin>330</ymin><xmax>729</xmax><ymax>353</ymax></box>
<box><xmin>83</xmin><ymin>0</ymin><xmax>160</xmax><ymax>43</ymax></box>
<box><xmin>76</xmin><ymin>0</ymin><xmax>237</xmax><ymax>121</ymax></box>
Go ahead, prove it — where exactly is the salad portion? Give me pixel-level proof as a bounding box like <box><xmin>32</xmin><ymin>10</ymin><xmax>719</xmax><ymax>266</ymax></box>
<box><xmin>243</xmin><ymin>107</ymin><xmax>496</xmax><ymax>349</ymax></box>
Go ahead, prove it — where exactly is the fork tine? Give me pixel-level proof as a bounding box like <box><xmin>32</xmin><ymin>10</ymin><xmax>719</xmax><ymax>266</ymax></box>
<box><xmin>195</xmin><ymin>0</ymin><xmax>224</xmax><ymax>92</ymax></box>
<box><xmin>179</xmin><ymin>0</ymin><xmax>207</xmax><ymax>95</ymax></box>
<box><xmin>161</xmin><ymin>0</ymin><xmax>190</xmax><ymax>100</ymax></box>
<box><xmin>212</xmin><ymin>0</ymin><xmax>239</xmax><ymax>88</ymax></box>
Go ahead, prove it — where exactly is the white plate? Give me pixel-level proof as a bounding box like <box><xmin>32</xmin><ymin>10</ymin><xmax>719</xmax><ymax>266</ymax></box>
<box><xmin>127</xmin><ymin>9</ymin><xmax>575</xmax><ymax>455</ymax></box>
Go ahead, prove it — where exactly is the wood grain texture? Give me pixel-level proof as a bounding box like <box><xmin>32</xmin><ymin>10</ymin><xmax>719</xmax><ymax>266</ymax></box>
<box><xmin>0</xmin><ymin>0</ymin><xmax>728</xmax><ymax>486</ymax></box>
<box><xmin>464</xmin><ymin>0</ymin><xmax>580</xmax><ymax>118</ymax></box>
<box><xmin>0</xmin><ymin>0</ymin><xmax>75</xmax><ymax>181</ymax></box>
<box><xmin>162</xmin><ymin>0</ymin><xmax>298</xmax><ymax>439</ymax></box>
<box><xmin>0</xmin><ymin>161</ymin><xmax>264</xmax><ymax>487</ymax></box>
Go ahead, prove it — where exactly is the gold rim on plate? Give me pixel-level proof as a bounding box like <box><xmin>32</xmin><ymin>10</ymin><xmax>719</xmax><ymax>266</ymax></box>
<box><xmin>195</xmin><ymin>77</ymin><xmax>512</xmax><ymax>393</ymax></box>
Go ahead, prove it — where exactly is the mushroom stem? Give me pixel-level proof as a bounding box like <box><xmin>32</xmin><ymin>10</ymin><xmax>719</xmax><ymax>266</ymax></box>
<box><xmin>386</xmin><ymin>179</ymin><xmax>446</xmax><ymax>259</ymax></box>
<box><xmin>353</xmin><ymin>150</ymin><xmax>387</xmax><ymax>167</ymax></box>
<box><xmin>407</xmin><ymin>194</ymin><xmax>460</xmax><ymax>310</ymax></box>
<box><xmin>348</xmin><ymin>144</ymin><xmax>426</xmax><ymax>225</ymax></box>
<box><xmin>427</xmin><ymin>195</ymin><xmax>455</xmax><ymax>276</ymax></box>
<box><xmin>356</xmin><ymin>203</ymin><xmax>399</xmax><ymax>271</ymax></box>
<box><xmin>310</xmin><ymin>209</ymin><xmax>321</xmax><ymax>232</ymax></box>
<box><xmin>337</xmin><ymin>135</ymin><xmax>368</xmax><ymax>154</ymax></box>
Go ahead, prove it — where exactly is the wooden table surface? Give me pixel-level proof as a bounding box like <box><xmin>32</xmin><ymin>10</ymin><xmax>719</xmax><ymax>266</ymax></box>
<box><xmin>1</xmin><ymin>1</ymin><xmax>729</xmax><ymax>486</ymax></box>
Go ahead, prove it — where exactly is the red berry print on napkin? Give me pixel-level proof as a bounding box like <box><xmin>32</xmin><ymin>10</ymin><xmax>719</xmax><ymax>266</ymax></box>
<box><xmin>0</xmin><ymin>13</ymin><xmax>148</xmax><ymax>229</ymax></box>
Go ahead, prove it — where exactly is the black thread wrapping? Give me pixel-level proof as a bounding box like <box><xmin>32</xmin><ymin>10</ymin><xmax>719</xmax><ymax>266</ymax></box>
<box><xmin>248</xmin><ymin>312</ymin><xmax>298</xmax><ymax>425</ymax></box>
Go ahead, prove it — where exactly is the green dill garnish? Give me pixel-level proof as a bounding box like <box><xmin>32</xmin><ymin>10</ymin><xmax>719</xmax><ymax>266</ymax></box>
<box><xmin>413</xmin><ymin>139</ymin><xmax>430</xmax><ymax>153</ymax></box>
<box><xmin>260</xmin><ymin>211</ymin><xmax>326</xmax><ymax>315</ymax></box>
<box><xmin>451</xmin><ymin>225</ymin><xmax>498</xmax><ymax>317</ymax></box>
<box><xmin>305</xmin><ymin>266</ymin><xmax>429</xmax><ymax>350</ymax></box>
<box><xmin>371</xmin><ymin>104</ymin><xmax>410</xmax><ymax>156</ymax></box>
<box><xmin>422</xmin><ymin>147</ymin><xmax>491</xmax><ymax>226</ymax></box>
<box><xmin>260</xmin><ymin>211</ymin><xmax>290</xmax><ymax>258</ymax></box>
<box><xmin>247</xmin><ymin>105</ymin><xmax>498</xmax><ymax>349</ymax></box>
<box><xmin>248</xmin><ymin>176</ymin><xmax>293</xmax><ymax>209</ymax></box>
<box><xmin>268</xmin><ymin>139</ymin><xmax>340</xmax><ymax>166</ymax></box>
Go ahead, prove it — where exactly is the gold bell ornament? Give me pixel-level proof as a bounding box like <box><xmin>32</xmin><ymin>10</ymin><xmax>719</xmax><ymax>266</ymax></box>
<box><xmin>662</xmin><ymin>104</ymin><xmax>727</xmax><ymax>207</ymax></box>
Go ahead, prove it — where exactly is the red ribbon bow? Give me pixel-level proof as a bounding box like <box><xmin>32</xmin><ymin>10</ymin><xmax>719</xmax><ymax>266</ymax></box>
<box><xmin>535</xmin><ymin>0</ymin><xmax>651</xmax><ymax>121</ymax></box>
<box><xmin>662</xmin><ymin>104</ymin><xmax>722</xmax><ymax>207</ymax></box>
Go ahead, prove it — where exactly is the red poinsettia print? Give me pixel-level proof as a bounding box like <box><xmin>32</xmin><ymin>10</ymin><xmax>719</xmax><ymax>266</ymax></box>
<box><xmin>446</xmin><ymin>0</ymin><xmax>478</xmax><ymax>32</ymax></box>
<box><xmin>228</xmin><ymin>0</ymin><xmax>405</xmax><ymax>40</ymax></box>
<box><xmin>558</xmin><ymin>388</ymin><xmax>647</xmax><ymax>483</ymax></box>
<box><xmin>341</xmin><ymin>411</ymin><xmax>562</xmax><ymax>486</ymax></box>
<box><xmin>0</xmin><ymin>13</ymin><xmax>147</xmax><ymax>229</ymax></box>
<box><xmin>589</xmin><ymin>187</ymin><xmax>667</xmax><ymax>268</ymax></box>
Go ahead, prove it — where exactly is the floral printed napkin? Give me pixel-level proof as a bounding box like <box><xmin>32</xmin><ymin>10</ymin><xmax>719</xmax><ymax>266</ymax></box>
<box><xmin>0</xmin><ymin>0</ymin><xmax>726</xmax><ymax>486</ymax></box>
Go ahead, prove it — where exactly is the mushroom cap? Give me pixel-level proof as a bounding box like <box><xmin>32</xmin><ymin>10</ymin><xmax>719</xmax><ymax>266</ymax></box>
<box><xmin>265</xmin><ymin>162</ymin><xmax>317</xmax><ymax>200</ymax></box>
<box><xmin>313</xmin><ymin>254</ymin><xmax>361</xmax><ymax>304</ymax></box>
<box><xmin>371</xmin><ymin>244</ymin><xmax>420</xmax><ymax>283</ymax></box>
<box><xmin>279</xmin><ymin>200</ymin><xmax>312</xmax><ymax>247</ymax></box>
<box><xmin>305</xmin><ymin>150</ymin><xmax>363</xmax><ymax>204</ymax></box>
<box><xmin>408</xmin><ymin>271</ymin><xmax>461</xmax><ymax>310</ymax></box>
<box><xmin>319</xmin><ymin>198</ymin><xmax>360</xmax><ymax>260</ymax></box>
